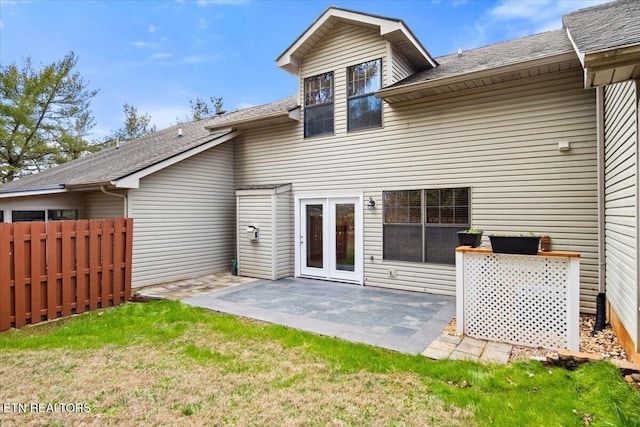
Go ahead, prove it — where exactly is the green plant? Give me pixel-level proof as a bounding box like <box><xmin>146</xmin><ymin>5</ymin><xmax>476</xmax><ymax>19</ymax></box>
<box><xmin>458</xmin><ymin>228</ymin><xmax>482</xmax><ymax>234</ymax></box>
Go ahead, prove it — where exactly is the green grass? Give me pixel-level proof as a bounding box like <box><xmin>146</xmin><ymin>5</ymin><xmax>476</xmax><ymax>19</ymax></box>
<box><xmin>1</xmin><ymin>300</ymin><xmax>639</xmax><ymax>426</ymax></box>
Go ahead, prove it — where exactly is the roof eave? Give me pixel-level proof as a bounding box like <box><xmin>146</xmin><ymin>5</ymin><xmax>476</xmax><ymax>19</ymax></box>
<box><xmin>206</xmin><ymin>107</ymin><xmax>300</xmax><ymax>131</ymax></box>
<box><xmin>582</xmin><ymin>43</ymin><xmax>640</xmax><ymax>88</ymax></box>
<box><xmin>376</xmin><ymin>51</ymin><xmax>577</xmax><ymax>103</ymax></box>
<box><xmin>113</xmin><ymin>130</ymin><xmax>239</xmax><ymax>189</ymax></box>
<box><xmin>276</xmin><ymin>7</ymin><xmax>436</xmax><ymax>75</ymax></box>
<box><xmin>0</xmin><ymin>185</ymin><xmax>67</xmax><ymax>199</ymax></box>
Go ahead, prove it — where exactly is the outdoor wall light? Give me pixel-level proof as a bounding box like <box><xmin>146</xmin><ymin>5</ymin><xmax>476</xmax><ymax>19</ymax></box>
<box><xmin>367</xmin><ymin>197</ymin><xmax>376</xmax><ymax>210</ymax></box>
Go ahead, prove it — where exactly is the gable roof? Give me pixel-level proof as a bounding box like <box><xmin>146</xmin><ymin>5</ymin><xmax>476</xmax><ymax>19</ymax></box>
<box><xmin>377</xmin><ymin>29</ymin><xmax>579</xmax><ymax>103</ymax></box>
<box><xmin>276</xmin><ymin>6</ymin><xmax>437</xmax><ymax>75</ymax></box>
<box><xmin>563</xmin><ymin>0</ymin><xmax>640</xmax><ymax>87</ymax></box>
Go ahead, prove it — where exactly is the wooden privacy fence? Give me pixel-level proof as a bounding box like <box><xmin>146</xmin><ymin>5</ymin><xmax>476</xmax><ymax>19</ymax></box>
<box><xmin>0</xmin><ymin>218</ymin><xmax>133</xmax><ymax>332</ymax></box>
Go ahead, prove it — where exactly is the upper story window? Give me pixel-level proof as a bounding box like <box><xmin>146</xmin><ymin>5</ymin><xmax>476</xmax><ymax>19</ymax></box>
<box><xmin>304</xmin><ymin>71</ymin><xmax>334</xmax><ymax>138</ymax></box>
<box><xmin>347</xmin><ymin>59</ymin><xmax>382</xmax><ymax>131</ymax></box>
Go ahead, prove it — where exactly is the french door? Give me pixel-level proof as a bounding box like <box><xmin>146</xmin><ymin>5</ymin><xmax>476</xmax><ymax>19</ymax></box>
<box><xmin>299</xmin><ymin>196</ymin><xmax>362</xmax><ymax>283</ymax></box>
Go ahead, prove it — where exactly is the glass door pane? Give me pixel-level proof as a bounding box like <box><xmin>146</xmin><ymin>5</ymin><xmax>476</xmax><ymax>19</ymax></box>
<box><xmin>335</xmin><ymin>203</ymin><xmax>355</xmax><ymax>271</ymax></box>
<box><xmin>306</xmin><ymin>204</ymin><xmax>324</xmax><ymax>268</ymax></box>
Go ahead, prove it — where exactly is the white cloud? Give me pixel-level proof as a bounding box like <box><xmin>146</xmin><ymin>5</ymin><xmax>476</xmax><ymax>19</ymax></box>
<box><xmin>148</xmin><ymin>25</ymin><xmax>157</xmax><ymax>33</ymax></box>
<box><xmin>182</xmin><ymin>54</ymin><xmax>222</xmax><ymax>64</ymax></box>
<box><xmin>461</xmin><ymin>0</ymin><xmax>614</xmax><ymax>51</ymax></box>
<box><xmin>150</xmin><ymin>52</ymin><xmax>173</xmax><ymax>60</ymax></box>
<box><xmin>131</xmin><ymin>41</ymin><xmax>159</xmax><ymax>48</ymax></box>
<box><xmin>198</xmin><ymin>18</ymin><xmax>208</xmax><ymax>30</ymax></box>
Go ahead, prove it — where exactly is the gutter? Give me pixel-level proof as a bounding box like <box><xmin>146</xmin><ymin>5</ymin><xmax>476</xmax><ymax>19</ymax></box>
<box><xmin>376</xmin><ymin>52</ymin><xmax>577</xmax><ymax>101</ymax></box>
<box><xmin>100</xmin><ymin>185</ymin><xmax>128</xmax><ymax>218</ymax></box>
<box><xmin>594</xmin><ymin>86</ymin><xmax>607</xmax><ymax>332</ymax></box>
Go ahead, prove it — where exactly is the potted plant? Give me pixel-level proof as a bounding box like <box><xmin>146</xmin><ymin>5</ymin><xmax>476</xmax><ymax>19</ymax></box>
<box><xmin>489</xmin><ymin>233</ymin><xmax>541</xmax><ymax>255</ymax></box>
<box><xmin>457</xmin><ymin>228</ymin><xmax>483</xmax><ymax>248</ymax></box>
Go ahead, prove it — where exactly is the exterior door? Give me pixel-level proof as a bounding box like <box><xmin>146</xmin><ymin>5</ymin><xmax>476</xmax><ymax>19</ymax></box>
<box><xmin>299</xmin><ymin>196</ymin><xmax>362</xmax><ymax>283</ymax></box>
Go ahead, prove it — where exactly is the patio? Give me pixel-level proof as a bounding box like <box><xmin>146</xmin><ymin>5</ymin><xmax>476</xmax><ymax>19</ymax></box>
<box><xmin>183</xmin><ymin>276</ymin><xmax>455</xmax><ymax>354</ymax></box>
<box><xmin>137</xmin><ymin>274</ymin><xmax>512</xmax><ymax>361</ymax></box>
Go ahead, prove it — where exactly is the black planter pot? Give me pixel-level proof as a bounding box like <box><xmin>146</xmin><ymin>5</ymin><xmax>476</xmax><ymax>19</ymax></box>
<box><xmin>489</xmin><ymin>235</ymin><xmax>540</xmax><ymax>255</ymax></box>
<box><xmin>457</xmin><ymin>231</ymin><xmax>483</xmax><ymax>248</ymax></box>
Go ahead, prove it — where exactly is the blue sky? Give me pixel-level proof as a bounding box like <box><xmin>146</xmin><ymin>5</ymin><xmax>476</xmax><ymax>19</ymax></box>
<box><xmin>0</xmin><ymin>0</ymin><xmax>610</xmax><ymax>141</ymax></box>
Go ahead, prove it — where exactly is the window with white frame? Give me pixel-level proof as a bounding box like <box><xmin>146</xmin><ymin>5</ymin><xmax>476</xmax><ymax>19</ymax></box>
<box><xmin>347</xmin><ymin>59</ymin><xmax>382</xmax><ymax>131</ymax></box>
<box><xmin>383</xmin><ymin>188</ymin><xmax>470</xmax><ymax>264</ymax></box>
<box><xmin>304</xmin><ymin>71</ymin><xmax>334</xmax><ymax>137</ymax></box>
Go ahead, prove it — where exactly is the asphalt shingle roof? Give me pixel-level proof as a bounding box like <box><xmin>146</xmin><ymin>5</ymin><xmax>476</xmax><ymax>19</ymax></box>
<box><xmin>563</xmin><ymin>0</ymin><xmax>640</xmax><ymax>54</ymax></box>
<box><xmin>0</xmin><ymin>96</ymin><xmax>297</xmax><ymax>192</ymax></box>
<box><xmin>387</xmin><ymin>29</ymin><xmax>574</xmax><ymax>89</ymax></box>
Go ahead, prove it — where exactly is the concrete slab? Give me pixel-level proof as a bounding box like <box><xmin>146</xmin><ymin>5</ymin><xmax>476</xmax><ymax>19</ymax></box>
<box><xmin>183</xmin><ymin>277</ymin><xmax>456</xmax><ymax>355</ymax></box>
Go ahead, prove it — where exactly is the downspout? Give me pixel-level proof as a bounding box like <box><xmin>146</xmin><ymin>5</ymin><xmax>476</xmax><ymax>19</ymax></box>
<box><xmin>594</xmin><ymin>86</ymin><xmax>607</xmax><ymax>332</ymax></box>
<box><xmin>100</xmin><ymin>185</ymin><xmax>128</xmax><ymax>218</ymax></box>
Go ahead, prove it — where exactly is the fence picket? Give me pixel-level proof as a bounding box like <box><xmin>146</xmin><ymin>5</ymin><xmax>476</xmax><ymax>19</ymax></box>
<box><xmin>30</xmin><ymin>222</ymin><xmax>46</xmax><ymax>324</ymax></box>
<box><xmin>0</xmin><ymin>219</ymin><xmax>132</xmax><ymax>332</ymax></box>
<box><xmin>13</xmin><ymin>223</ymin><xmax>28</xmax><ymax>328</ymax></box>
<box><xmin>0</xmin><ymin>224</ymin><xmax>12</xmax><ymax>331</ymax></box>
<box><xmin>75</xmin><ymin>220</ymin><xmax>88</xmax><ymax>314</ymax></box>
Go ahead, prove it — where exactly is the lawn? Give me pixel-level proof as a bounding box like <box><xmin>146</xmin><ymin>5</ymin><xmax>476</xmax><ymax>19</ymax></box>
<box><xmin>0</xmin><ymin>300</ymin><xmax>638</xmax><ymax>426</ymax></box>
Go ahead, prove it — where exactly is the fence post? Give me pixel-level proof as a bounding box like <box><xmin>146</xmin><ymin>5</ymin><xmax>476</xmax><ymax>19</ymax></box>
<box><xmin>0</xmin><ymin>224</ymin><xmax>12</xmax><ymax>332</ymax></box>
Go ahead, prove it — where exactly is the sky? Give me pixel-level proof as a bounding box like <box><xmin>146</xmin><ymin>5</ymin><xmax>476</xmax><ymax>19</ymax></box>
<box><xmin>0</xmin><ymin>0</ymin><xmax>611</xmax><ymax>141</ymax></box>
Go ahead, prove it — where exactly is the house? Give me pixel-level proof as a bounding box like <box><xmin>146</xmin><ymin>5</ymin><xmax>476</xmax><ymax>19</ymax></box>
<box><xmin>1</xmin><ymin>1</ymin><xmax>639</xmax><ymax>360</ymax></box>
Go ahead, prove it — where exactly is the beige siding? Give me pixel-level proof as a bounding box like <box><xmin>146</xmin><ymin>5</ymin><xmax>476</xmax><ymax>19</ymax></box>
<box><xmin>235</xmin><ymin>68</ymin><xmax>599</xmax><ymax>311</ymax></box>
<box><xmin>300</xmin><ymin>23</ymin><xmax>388</xmax><ymax>135</ymax></box>
<box><xmin>603</xmin><ymin>80</ymin><xmax>639</xmax><ymax>348</ymax></box>
<box><xmin>275</xmin><ymin>190</ymin><xmax>294</xmax><ymax>279</ymax></box>
<box><xmin>391</xmin><ymin>45</ymin><xmax>414</xmax><ymax>84</ymax></box>
<box><xmin>128</xmin><ymin>142</ymin><xmax>235</xmax><ymax>288</ymax></box>
<box><xmin>83</xmin><ymin>190</ymin><xmax>126</xmax><ymax>219</ymax></box>
<box><xmin>237</xmin><ymin>194</ymin><xmax>274</xmax><ymax>279</ymax></box>
<box><xmin>0</xmin><ymin>193</ymin><xmax>83</xmax><ymax>221</ymax></box>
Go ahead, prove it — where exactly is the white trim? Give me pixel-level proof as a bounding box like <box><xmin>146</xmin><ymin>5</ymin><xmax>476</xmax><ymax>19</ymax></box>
<box><xmin>295</xmin><ymin>192</ymin><xmax>364</xmax><ymax>284</ymax></box>
<box><xmin>0</xmin><ymin>188</ymin><xmax>67</xmax><ymax>199</ymax></box>
<box><xmin>113</xmin><ymin>130</ymin><xmax>238</xmax><ymax>189</ymax></box>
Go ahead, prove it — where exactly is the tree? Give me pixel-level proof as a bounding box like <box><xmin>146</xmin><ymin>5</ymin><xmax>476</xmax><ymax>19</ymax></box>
<box><xmin>102</xmin><ymin>103</ymin><xmax>156</xmax><ymax>147</ymax></box>
<box><xmin>190</xmin><ymin>96</ymin><xmax>224</xmax><ymax>121</ymax></box>
<box><xmin>0</xmin><ymin>52</ymin><xmax>99</xmax><ymax>182</ymax></box>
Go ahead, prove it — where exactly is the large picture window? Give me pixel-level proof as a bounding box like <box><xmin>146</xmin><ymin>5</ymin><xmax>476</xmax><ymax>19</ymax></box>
<box><xmin>304</xmin><ymin>72</ymin><xmax>334</xmax><ymax>138</ymax></box>
<box><xmin>383</xmin><ymin>188</ymin><xmax>470</xmax><ymax>264</ymax></box>
<box><xmin>347</xmin><ymin>59</ymin><xmax>382</xmax><ymax>131</ymax></box>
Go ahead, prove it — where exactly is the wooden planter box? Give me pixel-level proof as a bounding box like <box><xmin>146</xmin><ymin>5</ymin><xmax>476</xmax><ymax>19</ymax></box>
<box><xmin>489</xmin><ymin>235</ymin><xmax>540</xmax><ymax>255</ymax></box>
<box><xmin>457</xmin><ymin>231</ymin><xmax>483</xmax><ymax>248</ymax></box>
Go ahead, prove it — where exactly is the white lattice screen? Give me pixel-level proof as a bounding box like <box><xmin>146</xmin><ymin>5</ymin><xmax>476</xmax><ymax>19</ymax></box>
<box><xmin>456</xmin><ymin>251</ymin><xmax>580</xmax><ymax>351</ymax></box>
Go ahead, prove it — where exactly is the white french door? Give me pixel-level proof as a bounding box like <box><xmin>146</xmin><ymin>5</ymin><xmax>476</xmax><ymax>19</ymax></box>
<box><xmin>298</xmin><ymin>196</ymin><xmax>363</xmax><ymax>283</ymax></box>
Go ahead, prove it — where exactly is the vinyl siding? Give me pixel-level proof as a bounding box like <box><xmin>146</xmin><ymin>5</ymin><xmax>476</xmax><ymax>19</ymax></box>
<box><xmin>128</xmin><ymin>142</ymin><xmax>235</xmax><ymax>288</ymax></box>
<box><xmin>275</xmin><ymin>190</ymin><xmax>294</xmax><ymax>279</ymax></box>
<box><xmin>83</xmin><ymin>190</ymin><xmax>125</xmax><ymax>219</ymax></box>
<box><xmin>300</xmin><ymin>23</ymin><xmax>388</xmax><ymax>136</ymax></box>
<box><xmin>237</xmin><ymin>194</ymin><xmax>274</xmax><ymax>279</ymax></box>
<box><xmin>0</xmin><ymin>193</ymin><xmax>82</xmax><ymax>221</ymax></box>
<box><xmin>391</xmin><ymin>45</ymin><xmax>414</xmax><ymax>84</ymax></box>
<box><xmin>603</xmin><ymin>80</ymin><xmax>639</xmax><ymax>348</ymax></box>
<box><xmin>235</xmin><ymin>67</ymin><xmax>599</xmax><ymax>311</ymax></box>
